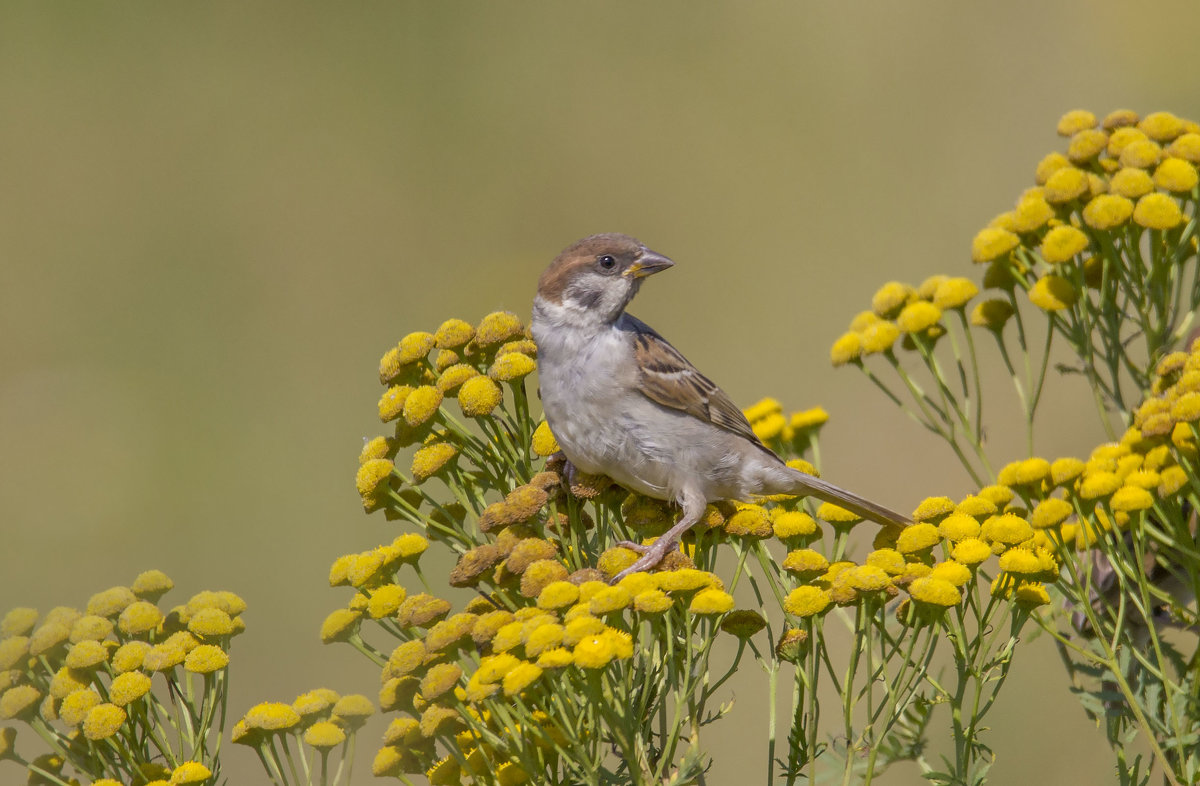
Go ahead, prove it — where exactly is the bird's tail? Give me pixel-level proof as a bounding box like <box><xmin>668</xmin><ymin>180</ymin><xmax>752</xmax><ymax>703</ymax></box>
<box><xmin>788</xmin><ymin>470</ymin><xmax>909</xmax><ymax>528</ymax></box>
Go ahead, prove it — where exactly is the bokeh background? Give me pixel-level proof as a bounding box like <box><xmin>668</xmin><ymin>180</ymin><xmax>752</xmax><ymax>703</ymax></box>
<box><xmin>3</xmin><ymin>3</ymin><xmax>1199</xmax><ymax>783</ymax></box>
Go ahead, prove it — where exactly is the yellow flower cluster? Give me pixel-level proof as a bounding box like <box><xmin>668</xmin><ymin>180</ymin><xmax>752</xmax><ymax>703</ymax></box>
<box><xmin>970</xmin><ymin>109</ymin><xmax>1198</xmax><ymax>315</ymax></box>
<box><xmin>742</xmin><ymin>397</ymin><xmax>830</xmax><ymax>450</ymax></box>
<box><xmin>0</xmin><ymin>571</ymin><xmax>236</xmax><ymax>781</ymax></box>
<box><xmin>233</xmin><ymin>687</ymin><xmax>372</xmax><ymax>759</ymax></box>
<box><xmin>363</xmin><ymin>312</ymin><xmax>541</xmax><ymax>518</ymax></box>
<box><xmin>830</xmin><ymin>275</ymin><xmax>979</xmax><ymax>363</ymax></box>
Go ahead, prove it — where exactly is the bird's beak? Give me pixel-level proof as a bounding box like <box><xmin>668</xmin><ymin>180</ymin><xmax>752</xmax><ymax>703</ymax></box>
<box><xmin>623</xmin><ymin>251</ymin><xmax>675</xmax><ymax>279</ymax></box>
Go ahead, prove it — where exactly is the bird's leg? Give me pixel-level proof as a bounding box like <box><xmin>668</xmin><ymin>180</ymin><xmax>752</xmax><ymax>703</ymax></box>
<box><xmin>611</xmin><ymin>491</ymin><xmax>706</xmax><ymax>583</ymax></box>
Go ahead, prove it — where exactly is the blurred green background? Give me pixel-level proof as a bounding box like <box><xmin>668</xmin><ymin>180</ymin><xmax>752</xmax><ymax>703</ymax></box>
<box><xmin>3</xmin><ymin>2</ymin><xmax>1199</xmax><ymax>783</ymax></box>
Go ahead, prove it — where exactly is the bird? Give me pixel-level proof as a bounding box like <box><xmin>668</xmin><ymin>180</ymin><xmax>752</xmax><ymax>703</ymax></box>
<box><xmin>530</xmin><ymin>233</ymin><xmax>908</xmax><ymax>580</ymax></box>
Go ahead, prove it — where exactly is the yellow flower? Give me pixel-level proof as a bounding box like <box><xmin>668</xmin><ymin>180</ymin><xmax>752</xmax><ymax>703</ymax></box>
<box><xmin>842</xmin><ymin>565</ymin><xmax>890</xmax><ymax>592</ymax></box>
<box><xmin>185</xmin><ymin>645</ymin><xmax>229</xmax><ymax>674</ymax></box>
<box><xmin>475</xmin><ymin>311</ymin><xmax>524</xmax><ymax>345</ymax></box>
<box><xmin>502</xmin><ymin>662</ymin><xmax>543</xmax><ymax>696</ymax></box>
<box><xmin>109</xmin><ymin>672</ymin><xmax>152</xmax><ymax>707</ymax></box>
<box><xmin>170</xmin><ymin>762</ymin><xmax>213</xmax><ymax>785</ymax></box>
<box><xmin>896</xmin><ymin>523</ymin><xmax>940</xmax><ymax>554</ymax></box>
<box><xmin>1</xmin><ymin>609</ymin><xmax>38</xmax><ymax>638</ymax></box>
<box><xmin>896</xmin><ymin>301</ymin><xmax>942</xmax><ymax>334</ymax></box>
<box><xmin>411</xmin><ymin>443</ymin><xmax>458</xmax><ymax>483</ymax></box>
<box><xmin>971</xmin><ymin>227</ymin><xmax>1019</xmax><ymax>263</ymax></box>
<box><xmin>816</xmin><ymin>503</ymin><xmax>862</xmax><ymax>527</ymax></box>
<box><xmin>458</xmin><ymin>376</ymin><xmax>503</xmax><ymax>417</ymax></box>
<box><xmin>1028</xmin><ymin>275</ymin><xmax>1077</xmax><ymax>312</ymax></box>
<box><xmin>378</xmin><ymin>385</ymin><xmax>413</xmax><ymax>423</ymax></box>
<box><xmin>783</xmin><ymin>586</ymin><xmax>832</xmax><ymax>618</ymax></box>
<box><xmin>1039</xmin><ymin>226</ymin><xmax>1089</xmax><ymax>264</ymax></box>
<box><xmin>1173</xmin><ymin>421</ymin><xmax>1198</xmax><ymax>454</ymax></box>
<box><xmin>403</xmin><ymin>385</ymin><xmax>442</xmax><ymax>427</ymax></box>
<box><xmin>1030</xmin><ymin>498</ymin><xmax>1073</xmax><ymax>529</ymax></box>
<box><xmin>932</xmin><ymin>278</ymin><xmax>978</xmax><ymax>310</ymax></box>
<box><xmin>1119</xmin><ymin>138</ymin><xmax>1162</xmax><ymax>169</ymax></box>
<box><xmin>319</xmin><ymin>609</ymin><xmax>361</xmax><ymax>644</ymax></box>
<box><xmin>969</xmin><ymin>299</ymin><xmax>1014</xmax><ymax>330</ymax></box>
<box><xmin>789</xmin><ymin>407</ymin><xmax>829</xmax><ymax>432</ymax></box>
<box><xmin>938</xmin><ymin>513</ymin><xmax>981</xmax><ymax>542</ymax></box>
<box><xmin>655</xmin><ymin>568</ymin><xmax>718</xmax><ymax>592</ymax></box>
<box><xmin>303</xmin><ymin>721</ymin><xmax>346</xmax><ymax>749</ymax></box>
<box><xmin>860</xmin><ymin>321</ymin><xmax>900</xmax><ymax>354</ymax></box>
<box><xmin>65</xmin><ymin>640</ymin><xmax>108</xmax><ymax>670</ymax></box>
<box><xmin>572</xmin><ymin>634</ymin><xmax>617</xmax><ymax>669</ymax></box>
<box><xmin>530</xmin><ymin>421</ymin><xmax>559</xmax><ymax>457</ymax></box>
<box><xmin>112</xmin><ymin>641</ymin><xmax>151</xmax><ymax>673</ymax></box>
<box><xmin>908</xmin><ymin>577</ymin><xmax>960</xmax><ymax>607</ymax></box>
<box><xmin>189</xmin><ymin>607</ymin><xmax>235</xmax><ymax>638</ymax></box>
<box><xmin>48</xmin><ymin>667</ymin><xmax>88</xmax><ymax>699</ymax></box>
<box><xmin>865</xmin><ymin>548</ymin><xmax>906</xmax><ymax>575</ymax></box>
<box><xmin>1109</xmin><ymin>167</ymin><xmax>1155</xmax><ymax>198</ymax></box>
<box><xmin>1050</xmin><ymin>457</ymin><xmax>1086</xmax><ymax>486</ymax></box>
<box><xmin>957</xmin><ymin>494</ymin><xmax>997</xmax><ymax>518</ymax></box>
<box><xmin>535</xmin><ymin>581</ymin><xmax>579</xmax><ymax>611</ymax></box>
<box><xmin>689</xmin><ymin>589</ymin><xmax>735</xmax><ymax>614</ymax></box>
<box><xmin>1078</xmin><ymin>471</ymin><xmax>1121</xmax><ymax>500</ymax></box>
<box><xmin>535</xmin><ymin>647</ymin><xmax>574</xmax><ymax>669</ymax></box>
<box><xmin>830</xmin><ymin>331</ymin><xmax>863</xmax><ymax>366</ymax></box>
<box><xmin>1043</xmin><ymin>166</ymin><xmax>1089</xmax><ymax>203</ymax></box>
<box><xmin>951</xmin><ymin>538</ymin><xmax>991</xmax><ymax>565</ymax></box>
<box><xmin>912</xmin><ymin>496</ymin><xmax>955</xmax><ymax>522</ymax></box>
<box><xmin>87</xmin><ymin>586</ymin><xmax>136</xmax><ymax>618</ymax></box>
<box><xmin>1133</xmin><ymin>193</ymin><xmax>1183</xmax><ymax>230</ymax></box>
<box><xmin>751</xmin><ymin>412</ymin><xmax>787</xmax><ymax>441</ymax></box>
<box><xmin>245</xmin><ymin>702</ymin><xmax>301</xmax><ymax>731</ymax></box>
<box><xmin>0</xmin><ymin>685</ymin><xmax>40</xmax><ymax>721</ymax></box>
<box><xmin>1110</xmin><ymin>485</ymin><xmax>1154</xmax><ymax>512</ymax></box>
<box><xmin>490</xmin><ymin>352</ymin><xmax>537</xmax><ymax>382</ymax></box>
<box><xmin>115</xmin><ymin>601</ymin><xmax>163</xmax><ymax>637</ymax></box>
<box><xmin>1067</xmin><ymin>128</ymin><xmax>1108</xmax><ymax>162</ymax></box>
<box><xmin>1013</xmin><ymin>582</ymin><xmax>1051</xmax><ymax>608</ymax></box>
<box><xmin>1158</xmin><ymin>465</ymin><xmax>1188</xmax><ymax>497</ymax></box>
<box><xmin>1057</xmin><ymin>110</ymin><xmax>1097</xmax><ymax>136</ymax></box>
<box><xmin>1008</xmin><ymin>192</ymin><xmax>1056</xmax><ymax>231</ymax></box>
<box><xmin>589</xmin><ymin>586</ymin><xmax>632</xmax><ymax>615</ymax></box>
<box><xmin>419</xmin><ymin>704</ymin><xmax>466</xmax><ymax>738</ymax></box>
<box><xmin>1167</xmin><ymin>132</ymin><xmax>1200</xmax><ymax>163</ymax></box>
<box><xmin>82</xmin><ymin>703</ymin><xmax>126</xmax><ymax>740</ymax></box>
<box><xmin>436</xmin><ymin>363</ymin><xmax>479</xmax><ymax>395</ymax></box>
<box><xmin>633</xmin><ymin>589</ymin><xmax>673</xmax><ymax>614</ymax></box>
<box><xmin>980</xmin><ymin>514</ymin><xmax>1033</xmax><ymax>546</ymax></box>
<box><xmin>1139</xmin><ymin>111</ymin><xmax>1186</xmax><ymax>141</ymax></box>
<box><xmin>420</xmin><ymin>663</ymin><xmax>463</xmax><ymax>701</ymax></box>
<box><xmin>929</xmin><ymin>560</ymin><xmax>972</xmax><ymax>587</ymax></box>
<box><xmin>519</xmin><ymin>560</ymin><xmax>569</xmax><ymax>598</ymax></box>
<box><xmin>997</xmin><ymin>548</ymin><xmax>1041</xmax><ymax>575</ymax></box>
<box><xmin>1153</xmin><ymin>158</ymin><xmax>1199</xmax><ymax>192</ymax></box>
<box><xmin>435</xmin><ymin>318</ymin><xmax>475</xmax><ymax>349</ymax></box>
<box><xmin>60</xmin><ymin>688</ymin><xmax>102</xmax><ymax>726</ymax></box>
<box><xmin>1034</xmin><ymin>152</ymin><xmax>1071</xmax><ymax>184</ymax></box>
<box><xmin>1102</xmin><ymin>109</ymin><xmax>1139</xmax><ymax>130</ymax></box>
<box><xmin>773</xmin><ymin>511</ymin><xmax>818</xmax><ymax>541</ymax></box>
<box><xmin>719</xmin><ymin>610</ymin><xmax>767</xmax><ymax>638</ymax></box>
<box><xmin>725</xmin><ymin>505</ymin><xmax>773</xmax><ymax>538</ymax></box>
<box><xmin>1080</xmin><ymin>193</ymin><xmax>1135</xmax><ymax>233</ymax></box>
<box><xmin>524</xmin><ymin>623</ymin><xmax>565</xmax><ymax>657</ymax></box>
<box><xmin>871</xmin><ymin>281</ymin><xmax>914</xmax><ymax>317</ymax></box>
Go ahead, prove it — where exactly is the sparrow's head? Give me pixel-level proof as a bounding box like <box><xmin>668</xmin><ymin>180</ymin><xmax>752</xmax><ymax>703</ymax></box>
<box><xmin>536</xmin><ymin>233</ymin><xmax>674</xmax><ymax>323</ymax></box>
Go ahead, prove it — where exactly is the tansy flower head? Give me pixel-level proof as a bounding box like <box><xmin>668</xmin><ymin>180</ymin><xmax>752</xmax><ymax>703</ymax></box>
<box><xmin>1109</xmin><ymin>167</ymin><xmax>1155</xmax><ymax>198</ymax></box>
<box><xmin>1043</xmin><ymin>166</ymin><xmax>1089</xmax><ymax>203</ymax></box>
<box><xmin>633</xmin><ymin>589</ymin><xmax>673</xmax><ymax>614</ymax></box>
<box><xmin>378</xmin><ymin>385</ymin><xmax>413</xmax><ymax>423</ymax></box>
<box><xmin>896</xmin><ymin>301</ymin><xmax>942</xmax><ymax>334</ymax></box>
<box><xmin>789</xmin><ymin>407</ymin><xmax>829</xmax><ymax>433</ymax></box>
<box><xmin>783</xmin><ymin>586</ymin><xmax>832</xmax><ymax>618</ymax></box>
<box><xmin>1030</xmin><ymin>497</ymin><xmax>1073</xmax><ymax>529</ymax></box>
<box><xmin>895</xmin><ymin>523</ymin><xmax>940</xmax><ymax>555</ymax></box>
<box><xmin>912</xmin><ymin>496</ymin><xmax>956</xmax><ymax>523</ymax></box>
<box><xmin>970</xmin><ymin>299</ymin><xmax>1014</xmax><ymax>330</ymax></box>
<box><xmin>1153</xmin><ymin>158</ymin><xmax>1199</xmax><ymax>192</ymax></box>
<box><xmin>933</xmin><ymin>278</ymin><xmax>978</xmax><ymax>310</ymax></box>
<box><xmin>774</xmin><ymin>628</ymin><xmax>810</xmax><ymax>663</ymax></box>
<box><xmin>860</xmin><ymin>321</ymin><xmax>900</xmax><ymax>355</ymax></box>
<box><xmin>319</xmin><ymin>609</ymin><xmax>361</xmax><ymax>644</ymax></box>
<box><xmin>185</xmin><ymin>645</ymin><xmax>229</xmax><ymax>674</ymax></box>
<box><xmin>1011</xmin><ymin>193</ymin><xmax>1055</xmax><ymax>232</ymax></box>
<box><xmin>908</xmin><ymin>577</ymin><xmax>960</xmax><ymax>607</ymax></box>
<box><xmin>871</xmin><ymin>281</ymin><xmax>915</xmax><ymax>317</ymax></box>
<box><xmin>1068</xmin><ymin>128</ymin><xmax>1108</xmax><ymax>162</ymax></box>
<box><xmin>1057</xmin><ymin>110</ymin><xmax>1097</xmax><ymax>136</ymax></box>
<box><xmin>1039</xmin><ymin>226</ymin><xmax>1088</xmax><ymax>264</ymax></box>
<box><xmin>420</xmin><ymin>663</ymin><xmax>463</xmax><ymax>701</ymax></box>
<box><xmin>1078</xmin><ymin>471</ymin><xmax>1121</xmax><ymax>500</ymax></box>
<box><xmin>530</xmin><ymin>421</ymin><xmax>559</xmax><ymax>456</ymax></box>
<box><xmin>109</xmin><ymin>672</ymin><xmax>152</xmax><ymax>707</ymax></box>
<box><xmin>1110</xmin><ymin>485</ymin><xmax>1154</xmax><ymax>512</ymax></box>
<box><xmin>865</xmin><ymin>548</ymin><xmax>906</xmax><ymax>575</ymax></box>
<box><xmin>957</xmin><ymin>494</ymin><xmax>997</xmax><ymax>518</ymax></box>
<box><xmin>843</xmin><ymin>565</ymin><xmax>891</xmax><ymax>592</ymax></box>
<box><xmin>458</xmin><ymin>376</ymin><xmax>503</xmax><ymax>417</ymax></box>
<box><xmin>830</xmin><ymin>331</ymin><xmax>862</xmax><ymax>366</ymax></box>
<box><xmin>304</xmin><ymin>721</ymin><xmax>346</xmax><ymax>749</ymax></box>
<box><xmin>1133</xmin><ymin>193</ymin><xmax>1183</xmax><ymax>230</ymax></box>
<box><xmin>572</xmin><ymin>634</ymin><xmax>617</xmax><ymax>669</ymax></box>
<box><xmin>980</xmin><ymin>513</ymin><xmax>1033</xmax><ymax>546</ymax></box>
<box><xmin>816</xmin><ymin>503</ymin><xmax>863</xmax><ymax>527</ymax></box>
<box><xmin>773</xmin><ymin>510</ymin><xmax>819</xmax><ymax>542</ymax></box>
<box><xmin>402</xmin><ymin>385</ymin><xmax>442</xmax><ymax>427</ymax></box>
<box><xmin>82</xmin><ymin>703</ymin><xmax>126</xmax><ymax>740</ymax></box>
<box><xmin>411</xmin><ymin>443</ymin><xmax>458</xmax><ymax>483</ymax></box>
<box><xmin>397</xmin><ymin>593</ymin><xmax>452</xmax><ymax>628</ymax></box>
<box><xmin>520</xmin><ymin>560</ymin><xmax>569</xmax><ymax>598</ymax></box>
<box><xmin>1028</xmin><ymin>275</ymin><xmax>1078</xmax><ymax>312</ymax></box>
<box><xmin>436</xmin><ymin>363</ymin><xmax>479</xmax><ymax>395</ymax></box>
<box><xmin>475</xmin><ymin>311</ymin><xmax>524</xmax><ymax>345</ymax></box>
<box><xmin>1139</xmin><ymin>111</ymin><xmax>1186</xmax><ymax>142</ymax></box>
<box><xmin>1103</xmin><ymin>109</ymin><xmax>1139</xmax><ymax>130</ymax></box>
<box><xmin>87</xmin><ymin>586</ymin><xmax>136</xmax><ymax>618</ymax></box>
<box><xmin>503</xmin><ymin>662</ymin><xmax>543</xmax><ymax>696</ymax></box>
<box><xmin>70</xmin><ymin>614</ymin><xmax>113</xmax><ymax>643</ymax></box>
<box><xmin>938</xmin><ymin>513</ymin><xmax>981</xmax><ymax>542</ymax></box>
<box><xmin>725</xmin><ymin>506</ymin><xmax>773</xmax><ymax>538</ymax></box>
<box><xmin>1050</xmin><ymin>457</ymin><xmax>1086</xmax><ymax>486</ymax></box>
<box><xmin>952</xmin><ymin>538</ymin><xmax>992</xmax><ymax>565</ymax></box>
<box><xmin>997</xmin><ymin>548</ymin><xmax>1042</xmax><ymax>575</ymax></box>
<box><xmin>1167</xmin><ymin>132</ymin><xmax>1200</xmax><ymax>163</ymax></box>
<box><xmin>490</xmin><ymin>352</ymin><xmax>536</xmax><ymax>382</ymax></box>
<box><xmin>1035</xmin><ymin>152</ymin><xmax>1070</xmax><ymax>184</ymax></box>
<box><xmin>655</xmin><ymin>568</ymin><xmax>719</xmax><ymax>593</ymax></box>
<box><xmin>1</xmin><ymin>608</ymin><xmax>38</xmax><ymax>638</ymax></box>
<box><xmin>971</xmin><ymin>228</ymin><xmax>1019</xmax><ymax>263</ymax></box>
<box><xmin>720</xmin><ymin>609</ymin><xmax>767</xmax><ymax>638</ymax></box>
<box><xmin>1119</xmin><ymin>138</ymin><xmax>1162</xmax><ymax>169</ymax></box>
<box><xmin>435</xmin><ymin>318</ymin><xmax>475</xmax><ymax>349</ymax></box>
<box><xmin>689</xmin><ymin>589</ymin><xmax>735</xmax><ymax>615</ymax></box>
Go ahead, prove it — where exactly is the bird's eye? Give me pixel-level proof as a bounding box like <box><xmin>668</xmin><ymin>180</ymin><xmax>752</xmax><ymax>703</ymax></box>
<box><xmin>598</xmin><ymin>255</ymin><xmax>617</xmax><ymax>270</ymax></box>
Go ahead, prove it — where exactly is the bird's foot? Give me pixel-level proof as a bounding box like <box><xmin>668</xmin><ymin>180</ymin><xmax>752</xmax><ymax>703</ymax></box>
<box><xmin>609</xmin><ymin>538</ymin><xmax>679</xmax><ymax>584</ymax></box>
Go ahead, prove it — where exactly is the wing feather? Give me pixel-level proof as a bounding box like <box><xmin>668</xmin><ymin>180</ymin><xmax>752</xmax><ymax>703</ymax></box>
<box><xmin>622</xmin><ymin>316</ymin><xmax>765</xmax><ymax>447</ymax></box>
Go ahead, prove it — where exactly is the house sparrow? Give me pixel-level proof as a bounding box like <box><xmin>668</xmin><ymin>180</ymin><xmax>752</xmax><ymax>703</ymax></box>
<box><xmin>531</xmin><ymin>233</ymin><xmax>908</xmax><ymax>579</ymax></box>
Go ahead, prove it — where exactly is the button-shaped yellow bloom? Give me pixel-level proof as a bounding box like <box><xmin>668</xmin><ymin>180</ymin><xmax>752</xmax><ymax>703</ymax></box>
<box><xmin>908</xmin><ymin>577</ymin><xmax>961</xmax><ymax>607</ymax></box>
<box><xmin>1133</xmin><ymin>193</ymin><xmax>1183</xmax><ymax>230</ymax></box>
<box><xmin>1067</xmin><ymin>128</ymin><xmax>1107</xmax><ymax>162</ymax></box>
<box><xmin>1028</xmin><ymin>275</ymin><xmax>1077</xmax><ymax>312</ymax></box>
<box><xmin>783</xmin><ymin>586</ymin><xmax>832</xmax><ymax>618</ymax></box>
<box><xmin>1153</xmin><ymin>158</ymin><xmax>1199</xmax><ymax>192</ymax></box>
<box><xmin>1057</xmin><ymin>109</ymin><xmax>1097</xmax><ymax>137</ymax></box>
<box><xmin>1043</xmin><ymin>166</ymin><xmax>1089</xmax><ymax>203</ymax></box>
<box><xmin>971</xmin><ymin>227</ymin><xmax>1019</xmax><ymax>263</ymax></box>
<box><xmin>896</xmin><ymin>301</ymin><xmax>941</xmax><ymax>334</ymax></box>
<box><xmin>184</xmin><ymin>644</ymin><xmax>229</xmax><ymax>674</ymax></box>
<box><xmin>1139</xmin><ymin>111</ymin><xmax>1186</xmax><ymax>142</ymax></box>
<box><xmin>969</xmin><ymin>299</ymin><xmax>1014</xmax><ymax>330</ymax></box>
<box><xmin>82</xmin><ymin>702</ymin><xmax>126</xmax><ymax>740</ymax></box>
<box><xmin>490</xmin><ymin>352</ymin><xmax>536</xmax><ymax>382</ymax></box>
<box><xmin>932</xmin><ymin>278</ymin><xmax>978</xmax><ymax>310</ymax></box>
<box><xmin>458</xmin><ymin>376</ymin><xmax>503</xmax><ymax>417</ymax></box>
<box><xmin>434</xmin><ymin>318</ymin><xmax>475</xmax><ymax>349</ymax></box>
<box><xmin>896</xmin><ymin>523</ymin><xmax>940</xmax><ymax>554</ymax></box>
<box><xmin>475</xmin><ymin>311</ymin><xmax>524</xmax><ymax>345</ymax></box>
<box><xmin>1039</xmin><ymin>226</ymin><xmax>1089</xmax><ymax>265</ymax></box>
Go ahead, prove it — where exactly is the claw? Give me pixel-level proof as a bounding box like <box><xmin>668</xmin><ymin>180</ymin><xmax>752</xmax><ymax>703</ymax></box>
<box><xmin>609</xmin><ymin>538</ymin><xmax>679</xmax><ymax>583</ymax></box>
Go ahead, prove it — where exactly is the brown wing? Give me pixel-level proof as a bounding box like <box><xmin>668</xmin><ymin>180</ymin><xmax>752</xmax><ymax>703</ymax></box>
<box><xmin>623</xmin><ymin>316</ymin><xmax>765</xmax><ymax>447</ymax></box>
